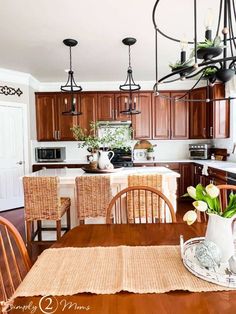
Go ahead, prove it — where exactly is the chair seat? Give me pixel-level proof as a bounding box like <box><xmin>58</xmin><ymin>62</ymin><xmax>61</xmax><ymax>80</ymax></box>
<box><xmin>60</xmin><ymin>197</ymin><xmax>71</xmax><ymax>217</ymax></box>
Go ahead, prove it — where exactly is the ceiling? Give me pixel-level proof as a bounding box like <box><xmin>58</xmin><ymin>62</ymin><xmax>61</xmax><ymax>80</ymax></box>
<box><xmin>0</xmin><ymin>0</ymin><xmax>219</xmax><ymax>82</ymax></box>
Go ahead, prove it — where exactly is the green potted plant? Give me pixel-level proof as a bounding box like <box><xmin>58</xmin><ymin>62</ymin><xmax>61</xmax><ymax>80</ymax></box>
<box><xmin>71</xmin><ymin>121</ymin><xmax>132</xmax><ymax>169</ymax></box>
<box><xmin>146</xmin><ymin>145</ymin><xmax>156</xmax><ymax>161</ymax></box>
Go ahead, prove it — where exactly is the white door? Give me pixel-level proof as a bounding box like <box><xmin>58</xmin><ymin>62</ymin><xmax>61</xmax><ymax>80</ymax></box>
<box><xmin>0</xmin><ymin>105</ymin><xmax>25</xmax><ymax>211</ymax></box>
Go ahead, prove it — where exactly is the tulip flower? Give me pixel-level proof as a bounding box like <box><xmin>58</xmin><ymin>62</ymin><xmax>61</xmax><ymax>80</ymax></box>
<box><xmin>193</xmin><ymin>200</ymin><xmax>208</xmax><ymax>212</ymax></box>
<box><xmin>183</xmin><ymin>210</ymin><xmax>197</xmax><ymax>225</ymax></box>
<box><xmin>206</xmin><ymin>184</ymin><xmax>220</xmax><ymax>199</ymax></box>
<box><xmin>187</xmin><ymin>186</ymin><xmax>197</xmax><ymax>200</ymax></box>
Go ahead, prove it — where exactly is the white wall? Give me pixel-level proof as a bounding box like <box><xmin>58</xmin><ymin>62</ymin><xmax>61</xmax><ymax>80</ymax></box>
<box><xmin>0</xmin><ymin>69</ymin><xmax>39</xmax><ymax>172</ymax></box>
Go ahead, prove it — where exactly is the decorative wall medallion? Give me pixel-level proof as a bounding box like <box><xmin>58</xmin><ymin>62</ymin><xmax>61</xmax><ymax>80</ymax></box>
<box><xmin>0</xmin><ymin>85</ymin><xmax>23</xmax><ymax>97</ymax></box>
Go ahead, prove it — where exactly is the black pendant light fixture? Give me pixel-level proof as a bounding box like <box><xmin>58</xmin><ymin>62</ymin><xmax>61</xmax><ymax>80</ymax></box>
<box><xmin>152</xmin><ymin>0</ymin><xmax>236</xmax><ymax>102</ymax></box>
<box><xmin>119</xmin><ymin>37</ymin><xmax>141</xmax><ymax>114</ymax></box>
<box><xmin>61</xmin><ymin>38</ymin><xmax>83</xmax><ymax>115</ymax></box>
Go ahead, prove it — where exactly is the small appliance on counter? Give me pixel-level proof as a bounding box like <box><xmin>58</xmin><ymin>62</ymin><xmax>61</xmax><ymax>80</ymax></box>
<box><xmin>112</xmin><ymin>148</ymin><xmax>133</xmax><ymax>167</ymax></box>
<box><xmin>35</xmin><ymin>147</ymin><xmax>66</xmax><ymax>162</ymax></box>
<box><xmin>189</xmin><ymin>144</ymin><xmax>213</xmax><ymax>160</ymax></box>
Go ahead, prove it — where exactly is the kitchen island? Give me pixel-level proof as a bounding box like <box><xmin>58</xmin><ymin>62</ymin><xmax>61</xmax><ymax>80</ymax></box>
<box><xmin>27</xmin><ymin>167</ymin><xmax>180</xmax><ymax>227</ymax></box>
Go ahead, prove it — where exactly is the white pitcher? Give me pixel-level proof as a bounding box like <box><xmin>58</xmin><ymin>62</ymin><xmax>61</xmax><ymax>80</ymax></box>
<box><xmin>205</xmin><ymin>213</ymin><xmax>236</xmax><ymax>262</ymax></box>
<box><xmin>98</xmin><ymin>150</ymin><xmax>114</xmax><ymax>170</ymax></box>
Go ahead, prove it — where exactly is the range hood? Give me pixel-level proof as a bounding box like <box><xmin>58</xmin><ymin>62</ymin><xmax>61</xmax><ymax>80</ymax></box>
<box><xmin>97</xmin><ymin>121</ymin><xmax>132</xmax><ymax>140</ymax></box>
<box><xmin>97</xmin><ymin>121</ymin><xmax>131</xmax><ymax>127</ymax></box>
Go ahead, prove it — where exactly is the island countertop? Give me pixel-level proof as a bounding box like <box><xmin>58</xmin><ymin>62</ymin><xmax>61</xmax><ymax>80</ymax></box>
<box><xmin>28</xmin><ymin>166</ymin><xmax>180</xmax><ymax>184</ymax></box>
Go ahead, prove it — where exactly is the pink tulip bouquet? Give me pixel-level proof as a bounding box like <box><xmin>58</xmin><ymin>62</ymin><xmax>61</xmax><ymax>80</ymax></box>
<box><xmin>183</xmin><ymin>183</ymin><xmax>236</xmax><ymax>225</ymax></box>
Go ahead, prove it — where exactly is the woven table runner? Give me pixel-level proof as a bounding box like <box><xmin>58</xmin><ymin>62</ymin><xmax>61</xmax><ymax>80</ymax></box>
<box><xmin>12</xmin><ymin>246</ymin><xmax>231</xmax><ymax>298</ymax></box>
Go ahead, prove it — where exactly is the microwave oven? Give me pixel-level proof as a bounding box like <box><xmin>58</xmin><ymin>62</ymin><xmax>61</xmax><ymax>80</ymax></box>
<box><xmin>189</xmin><ymin>144</ymin><xmax>212</xmax><ymax>160</ymax></box>
<box><xmin>35</xmin><ymin>147</ymin><xmax>66</xmax><ymax>162</ymax></box>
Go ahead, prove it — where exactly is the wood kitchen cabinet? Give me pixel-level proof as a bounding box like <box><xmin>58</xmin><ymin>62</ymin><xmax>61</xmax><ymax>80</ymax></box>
<box><xmin>189</xmin><ymin>87</ymin><xmax>207</xmax><ymax>139</ymax></box>
<box><xmin>96</xmin><ymin>93</ymin><xmax>115</xmax><ymax>121</ymax></box>
<box><xmin>152</xmin><ymin>92</ymin><xmax>189</xmax><ymax>139</ymax></box>
<box><xmin>179</xmin><ymin>163</ymin><xmax>193</xmax><ymax>197</ymax></box>
<box><xmin>171</xmin><ymin>92</ymin><xmax>189</xmax><ymax>139</ymax></box>
<box><xmin>208</xmin><ymin>84</ymin><xmax>230</xmax><ymax>139</ymax></box>
<box><xmin>36</xmin><ymin>92</ymin><xmax>97</xmax><ymax>141</ymax></box>
<box><xmin>189</xmin><ymin>84</ymin><xmax>229</xmax><ymax>139</ymax></box>
<box><xmin>132</xmin><ymin>93</ymin><xmax>152</xmax><ymax>139</ymax></box>
<box><xmin>35</xmin><ymin>93</ymin><xmax>57</xmax><ymax>141</ymax></box>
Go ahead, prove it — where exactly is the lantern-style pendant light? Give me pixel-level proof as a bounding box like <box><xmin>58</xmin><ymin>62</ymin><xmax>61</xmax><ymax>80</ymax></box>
<box><xmin>61</xmin><ymin>38</ymin><xmax>82</xmax><ymax>115</ymax></box>
<box><xmin>119</xmin><ymin>37</ymin><xmax>141</xmax><ymax>115</ymax></box>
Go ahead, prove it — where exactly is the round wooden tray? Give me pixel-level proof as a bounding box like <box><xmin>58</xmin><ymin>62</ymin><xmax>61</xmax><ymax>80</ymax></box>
<box><xmin>182</xmin><ymin>237</ymin><xmax>236</xmax><ymax>288</ymax></box>
<box><xmin>82</xmin><ymin>166</ymin><xmax>124</xmax><ymax>174</ymax></box>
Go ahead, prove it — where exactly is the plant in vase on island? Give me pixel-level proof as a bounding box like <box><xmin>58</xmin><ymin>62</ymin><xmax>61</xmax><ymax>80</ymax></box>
<box><xmin>71</xmin><ymin>121</ymin><xmax>132</xmax><ymax>170</ymax></box>
<box><xmin>183</xmin><ymin>183</ymin><xmax>236</xmax><ymax>264</ymax></box>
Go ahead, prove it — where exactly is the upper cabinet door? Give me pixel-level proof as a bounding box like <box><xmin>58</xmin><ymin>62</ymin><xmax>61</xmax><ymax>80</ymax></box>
<box><xmin>152</xmin><ymin>92</ymin><xmax>170</xmax><ymax>139</ymax></box>
<box><xmin>96</xmin><ymin>93</ymin><xmax>115</xmax><ymax>121</ymax></box>
<box><xmin>57</xmin><ymin>93</ymin><xmax>79</xmax><ymax>141</ymax></box>
<box><xmin>35</xmin><ymin>94</ymin><xmax>57</xmax><ymax>141</ymax></box>
<box><xmin>133</xmin><ymin>93</ymin><xmax>152</xmax><ymax>139</ymax></box>
<box><xmin>211</xmin><ymin>84</ymin><xmax>230</xmax><ymax>139</ymax></box>
<box><xmin>115</xmin><ymin>93</ymin><xmax>132</xmax><ymax>121</ymax></box>
<box><xmin>78</xmin><ymin>93</ymin><xmax>97</xmax><ymax>132</ymax></box>
<box><xmin>189</xmin><ymin>87</ymin><xmax>207</xmax><ymax>139</ymax></box>
<box><xmin>171</xmin><ymin>92</ymin><xmax>189</xmax><ymax>139</ymax></box>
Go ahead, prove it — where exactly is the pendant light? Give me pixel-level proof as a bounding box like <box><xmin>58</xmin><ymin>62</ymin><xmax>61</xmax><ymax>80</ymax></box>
<box><xmin>61</xmin><ymin>38</ymin><xmax>83</xmax><ymax>115</ymax></box>
<box><xmin>119</xmin><ymin>37</ymin><xmax>141</xmax><ymax>115</ymax></box>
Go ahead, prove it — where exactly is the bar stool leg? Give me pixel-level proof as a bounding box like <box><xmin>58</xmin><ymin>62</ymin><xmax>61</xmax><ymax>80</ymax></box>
<box><xmin>56</xmin><ymin>220</ymin><xmax>61</xmax><ymax>240</ymax></box>
<box><xmin>66</xmin><ymin>209</ymin><xmax>71</xmax><ymax>232</ymax></box>
<box><xmin>26</xmin><ymin>220</ymin><xmax>32</xmax><ymax>257</ymax></box>
<box><xmin>37</xmin><ymin>221</ymin><xmax>42</xmax><ymax>241</ymax></box>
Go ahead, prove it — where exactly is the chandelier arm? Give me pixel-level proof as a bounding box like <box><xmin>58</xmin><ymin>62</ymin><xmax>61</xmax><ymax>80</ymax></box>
<box><xmin>194</xmin><ymin>0</ymin><xmax>197</xmax><ymax>65</ymax></box>
<box><xmin>200</xmin><ymin>55</ymin><xmax>236</xmax><ymax>67</ymax></box>
<box><xmin>216</xmin><ymin>0</ymin><xmax>223</xmax><ymax>36</ymax></box>
<box><xmin>154</xmin><ymin>28</ymin><xmax>159</xmax><ymax>91</ymax></box>
<box><xmin>229</xmin><ymin>60</ymin><xmax>236</xmax><ymax>70</ymax></box>
<box><xmin>186</xmin><ymin>65</ymin><xmax>219</xmax><ymax>79</ymax></box>
<box><xmin>233</xmin><ymin>0</ymin><xmax>236</xmax><ymax>21</ymax></box>
<box><xmin>228</xmin><ymin>4</ymin><xmax>236</xmax><ymax>52</ymax></box>
<box><xmin>174</xmin><ymin>73</ymin><xmax>205</xmax><ymax>100</ymax></box>
<box><xmin>152</xmin><ymin>0</ymin><xmax>159</xmax><ymax>29</ymax></box>
<box><xmin>228</xmin><ymin>12</ymin><xmax>236</xmax><ymax>70</ymax></box>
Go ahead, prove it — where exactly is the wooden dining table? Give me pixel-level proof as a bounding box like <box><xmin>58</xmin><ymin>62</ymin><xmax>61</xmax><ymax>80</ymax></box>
<box><xmin>10</xmin><ymin>223</ymin><xmax>236</xmax><ymax>314</ymax></box>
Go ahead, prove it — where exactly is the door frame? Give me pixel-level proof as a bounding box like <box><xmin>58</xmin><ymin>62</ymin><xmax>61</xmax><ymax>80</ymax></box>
<box><xmin>0</xmin><ymin>101</ymin><xmax>29</xmax><ymax>175</ymax></box>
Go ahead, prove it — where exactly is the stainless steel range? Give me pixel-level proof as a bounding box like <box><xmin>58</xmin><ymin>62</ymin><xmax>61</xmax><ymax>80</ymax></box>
<box><xmin>112</xmin><ymin>148</ymin><xmax>133</xmax><ymax>167</ymax></box>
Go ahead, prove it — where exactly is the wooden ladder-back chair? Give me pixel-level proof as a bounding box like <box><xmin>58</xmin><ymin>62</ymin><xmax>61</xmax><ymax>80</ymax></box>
<box><xmin>106</xmin><ymin>186</ymin><xmax>176</xmax><ymax>224</ymax></box>
<box><xmin>217</xmin><ymin>184</ymin><xmax>236</xmax><ymax>209</ymax></box>
<box><xmin>23</xmin><ymin>176</ymin><xmax>71</xmax><ymax>255</ymax></box>
<box><xmin>0</xmin><ymin>217</ymin><xmax>31</xmax><ymax>309</ymax></box>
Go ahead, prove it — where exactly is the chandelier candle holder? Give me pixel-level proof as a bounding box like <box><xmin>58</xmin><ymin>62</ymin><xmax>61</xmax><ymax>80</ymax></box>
<box><xmin>119</xmin><ymin>37</ymin><xmax>141</xmax><ymax>115</ymax></box>
<box><xmin>152</xmin><ymin>0</ymin><xmax>236</xmax><ymax>102</ymax></box>
<box><xmin>61</xmin><ymin>38</ymin><xmax>82</xmax><ymax>115</ymax></box>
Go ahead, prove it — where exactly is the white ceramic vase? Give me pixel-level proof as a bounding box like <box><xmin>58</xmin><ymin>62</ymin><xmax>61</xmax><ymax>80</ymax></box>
<box><xmin>98</xmin><ymin>150</ymin><xmax>114</xmax><ymax>170</ymax></box>
<box><xmin>205</xmin><ymin>213</ymin><xmax>236</xmax><ymax>263</ymax></box>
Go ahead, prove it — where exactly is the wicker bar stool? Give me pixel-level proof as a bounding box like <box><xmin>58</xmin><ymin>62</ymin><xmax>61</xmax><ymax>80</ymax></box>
<box><xmin>75</xmin><ymin>175</ymin><xmax>112</xmax><ymax>224</ymax></box>
<box><xmin>23</xmin><ymin>176</ymin><xmax>71</xmax><ymax>254</ymax></box>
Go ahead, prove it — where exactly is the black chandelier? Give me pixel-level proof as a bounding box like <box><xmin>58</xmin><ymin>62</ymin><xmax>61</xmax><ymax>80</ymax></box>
<box><xmin>152</xmin><ymin>0</ymin><xmax>236</xmax><ymax>101</ymax></box>
<box><xmin>61</xmin><ymin>38</ymin><xmax>82</xmax><ymax>115</ymax></box>
<box><xmin>119</xmin><ymin>37</ymin><xmax>141</xmax><ymax>114</ymax></box>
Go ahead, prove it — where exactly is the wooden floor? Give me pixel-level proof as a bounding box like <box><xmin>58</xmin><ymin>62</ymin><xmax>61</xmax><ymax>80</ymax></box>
<box><xmin>0</xmin><ymin>200</ymin><xmax>192</xmax><ymax>260</ymax></box>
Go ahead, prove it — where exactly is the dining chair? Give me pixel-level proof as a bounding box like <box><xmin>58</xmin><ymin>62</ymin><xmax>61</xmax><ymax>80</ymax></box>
<box><xmin>76</xmin><ymin>175</ymin><xmax>112</xmax><ymax>224</ymax></box>
<box><xmin>0</xmin><ymin>216</ymin><xmax>31</xmax><ymax>309</ymax></box>
<box><xmin>23</xmin><ymin>176</ymin><xmax>71</xmax><ymax>255</ymax></box>
<box><xmin>197</xmin><ymin>184</ymin><xmax>236</xmax><ymax>222</ymax></box>
<box><xmin>217</xmin><ymin>184</ymin><xmax>236</xmax><ymax>209</ymax></box>
<box><xmin>106</xmin><ymin>185</ymin><xmax>176</xmax><ymax>224</ymax></box>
